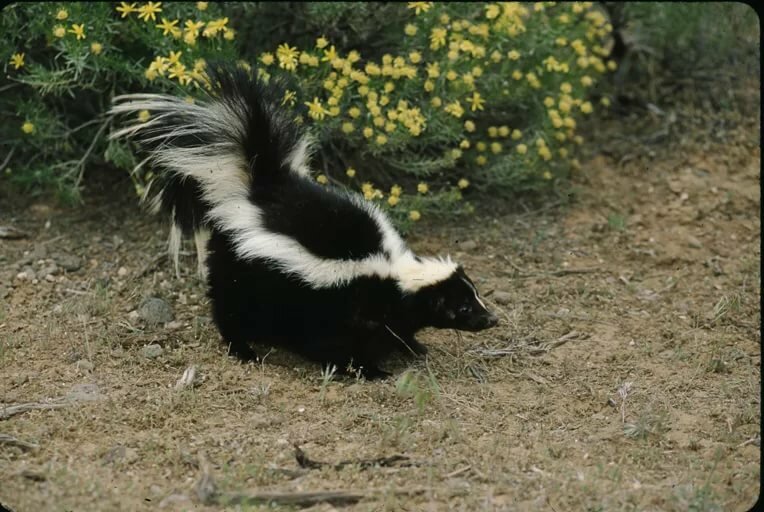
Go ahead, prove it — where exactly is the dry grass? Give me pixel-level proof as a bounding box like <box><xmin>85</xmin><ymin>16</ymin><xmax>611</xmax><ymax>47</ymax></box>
<box><xmin>0</xmin><ymin>125</ymin><xmax>760</xmax><ymax>511</ymax></box>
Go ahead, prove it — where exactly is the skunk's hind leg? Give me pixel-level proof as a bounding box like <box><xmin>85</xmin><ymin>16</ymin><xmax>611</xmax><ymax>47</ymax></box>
<box><xmin>223</xmin><ymin>337</ymin><xmax>259</xmax><ymax>362</ymax></box>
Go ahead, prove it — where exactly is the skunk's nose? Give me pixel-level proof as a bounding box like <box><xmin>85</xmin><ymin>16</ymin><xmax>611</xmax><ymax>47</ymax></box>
<box><xmin>486</xmin><ymin>312</ymin><xmax>499</xmax><ymax>328</ymax></box>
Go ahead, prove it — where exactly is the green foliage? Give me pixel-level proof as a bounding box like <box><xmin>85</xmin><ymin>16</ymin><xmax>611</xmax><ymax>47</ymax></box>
<box><xmin>242</xmin><ymin>1</ymin><xmax>616</xmax><ymax>223</ymax></box>
<box><xmin>611</xmin><ymin>2</ymin><xmax>758</xmax><ymax>79</ymax></box>
<box><xmin>1</xmin><ymin>1</ymin><xmax>237</xmax><ymax>199</ymax></box>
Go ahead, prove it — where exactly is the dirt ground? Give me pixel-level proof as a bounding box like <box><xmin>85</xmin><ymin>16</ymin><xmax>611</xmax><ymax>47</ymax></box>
<box><xmin>1</xmin><ymin>105</ymin><xmax>760</xmax><ymax>510</ymax></box>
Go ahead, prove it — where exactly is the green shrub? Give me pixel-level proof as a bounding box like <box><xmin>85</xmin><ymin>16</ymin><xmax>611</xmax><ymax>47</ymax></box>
<box><xmin>2</xmin><ymin>1</ymin><xmax>617</xmax><ymax>226</ymax></box>
<box><xmin>235</xmin><ymin>1</ymin><xmax>617</xmax><ymax>227</ymax></box>
<box><xmin>1</xmin><ymin>1</ymin><xmax>237</xmax><ymax>200</ymax></box>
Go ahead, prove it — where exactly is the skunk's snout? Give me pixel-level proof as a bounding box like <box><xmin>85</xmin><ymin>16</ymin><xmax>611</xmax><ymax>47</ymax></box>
<box><xmin>485</xmin><ymin>311</ymin><xmax>499</xmax><ymax>328</ymax></box>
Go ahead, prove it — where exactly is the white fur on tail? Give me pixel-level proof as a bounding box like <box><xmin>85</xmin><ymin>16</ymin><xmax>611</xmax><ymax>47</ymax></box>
<box><xmin>110</xmin><ymin>94</ymin><xmax>458</xmax><ymax>292</ymax></box>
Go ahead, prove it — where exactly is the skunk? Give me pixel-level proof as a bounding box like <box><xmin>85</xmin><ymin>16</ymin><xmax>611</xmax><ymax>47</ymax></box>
<box><xmin>110</xmin><ymin>66</ymin><xmax>498</xmax><ymax>379</ymax></box>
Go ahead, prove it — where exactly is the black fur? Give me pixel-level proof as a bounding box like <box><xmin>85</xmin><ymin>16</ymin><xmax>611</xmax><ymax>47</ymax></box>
<box><xmin>113</xmin><ymin>66</ymin><xmax>498</xmax><ymax>379</ymax></box>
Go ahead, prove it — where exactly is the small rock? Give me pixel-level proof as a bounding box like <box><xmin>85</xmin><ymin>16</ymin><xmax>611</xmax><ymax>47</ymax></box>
<box><xmin>175</xmin><ymin>366</ymin><xmax>198</xmax><ymax>390</ymax></box>
<box><xmin>138</xmin><ymin>297</ymin><xmax>174</xmax><ymax>325</ymax></box>
<box><xmin>40</xmin><ymin>264</ymin><xmax>59</xmax><ymax>277</ymax></box>
<box><xmin>142</xmin><ymin>343</ymin><xmax>164</xmax><ymax>359</ymax></box>
<box><xmin>53</xmin><ymin>253</ymin><xmax>82</xmax><ymax>272</ymax></box>
<box><xmin>493</xmin><ymin>291</ymin><xmax>512</xmax><ymax>305</ymax></box>
<box><xmin>165</xmin><ymin>320</ymin><xmax>184</xmax><ymax>330</ymax></box>
<box><xmin>687</xmin><ymin>235</ymin><xmax>703</xmax><ymax>249</ymax></box>
<box><xmin>75</xmin><ymin>359</ymin><xmax>94</xmax><ymax>372</ymax></box>
<box><xmin>459</xmin><ymin>240</ymin><xmax>478</xmax><ymax>251</ymax></box>
<box><xmin>117</xmin><ymin>266</ymin><xmax>128</xmax><ymax>277</ymax></box>
<box><xmin>112</xmin><ymin>235</ymin><xmax>124</xmax><ymax>249</ymax></box>
<box><xmin>127</xmin><ymin>310</ymin><xmax>140</xmax><ymax>321</ymax></box>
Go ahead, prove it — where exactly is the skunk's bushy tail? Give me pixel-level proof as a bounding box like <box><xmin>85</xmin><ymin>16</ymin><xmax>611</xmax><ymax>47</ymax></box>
<box><xmin>109</xmin><ymin>66</ymin><xmax>314</xmax><ymax>273</ymax></box>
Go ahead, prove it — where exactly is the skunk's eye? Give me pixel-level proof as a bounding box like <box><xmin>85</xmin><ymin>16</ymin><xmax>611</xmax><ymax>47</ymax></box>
<box><xmin>458</xmin><ymin>304</ymin><xmax>471</xmax><ymax>315</ymax></box>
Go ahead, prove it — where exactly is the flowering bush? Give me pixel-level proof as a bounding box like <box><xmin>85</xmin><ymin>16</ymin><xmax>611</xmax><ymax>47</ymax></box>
<box><xmin>1</xmin><ymin>1</ymin><xmax>236</xmax><ymax>200</ymax></box>
<box><xmin>243</xmin><ymin>2</ymin><xmax>616</xmax><ymax>226</ymax></box>
<box><xmin>2</xmin><ymin>1</ymin><xmax>617</xmax><ymax>228</ymax></box>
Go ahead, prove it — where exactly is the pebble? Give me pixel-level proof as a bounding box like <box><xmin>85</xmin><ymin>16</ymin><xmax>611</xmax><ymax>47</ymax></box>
<box><xmin>142</xmin><ymin>343</ymin><xmax>164</xmax><ymax>359</ymax></box>
<box><xmin>459</xmin><ymin>240</ymin><xmax>478</xmax><ymax>251</ymax></box>
<box><xmin>117</xmin><ymin>266</ymin><xmax>128</xmax><ymax>277</ymax></box>
<box><xmin>53</xmin><ymin>253</ymin><xmax>82</xmax><ymax>272</ymax></box>
<box><xmin>492</xmin><ymin>291</ymin><xmax>513</xmax><ymax>305</ymax></box>
<box><xmin>687</xmin><ymin>235</ymin><xmax>703</xmax><ymax>249</ymax></box>
<box><xmin>138</xmin><ymin>297</ymin><xmax>174</xmax><ymax>325</ymax></box>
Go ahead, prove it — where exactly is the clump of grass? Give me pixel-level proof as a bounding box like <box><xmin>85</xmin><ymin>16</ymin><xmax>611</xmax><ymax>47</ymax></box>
<box><xmin>318</xmin><ymin>364</ymin><xmax>337</xmax><ymax>403</ymax></box>
<box><xmin>623</xmin><ymin>405</ymin><xmax>669</xmax><ymax>440</ymax></box>
<box><xmin>395</xmin><ymin>368</ymin><xmax>440</xmax><ymax>414</ymax></box>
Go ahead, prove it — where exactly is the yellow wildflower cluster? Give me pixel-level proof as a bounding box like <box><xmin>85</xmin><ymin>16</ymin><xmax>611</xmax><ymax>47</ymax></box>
<box><xmin>250</xmin><ymin>1</ymin><xmax>616</xmax><ymax>209</ymax></box>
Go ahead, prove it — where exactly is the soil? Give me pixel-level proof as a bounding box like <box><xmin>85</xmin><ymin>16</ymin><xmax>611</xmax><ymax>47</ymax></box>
<box><xmin>0</xmin><ymin>113</ymin><xmax>760</xmax><ymax>510</ymax></box>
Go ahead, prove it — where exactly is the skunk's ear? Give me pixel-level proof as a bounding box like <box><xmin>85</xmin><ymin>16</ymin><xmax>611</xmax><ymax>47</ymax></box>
<box><xmin>431</xmin><ymin>295</ymin><xmax>446</xmax><ymax>311</ymax></box>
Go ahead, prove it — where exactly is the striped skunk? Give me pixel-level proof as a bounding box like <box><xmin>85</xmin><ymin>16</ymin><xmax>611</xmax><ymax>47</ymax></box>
<box><xmin>110</xmin><ymin>66</ymin><xmax>498</xmax><ymax>379</ymax></box>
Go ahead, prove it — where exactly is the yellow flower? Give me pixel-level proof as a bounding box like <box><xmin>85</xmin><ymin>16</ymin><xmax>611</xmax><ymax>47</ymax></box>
<box><xmin>516</xmin><ymin>144</ymin><xmax>528</xmax><ymax>154</ymax></box>
<box><xmin>450</xmin><ymin>148</ymin><xmax>462</xmax><ymax>159</ymax></box>
<box><xmin>347</xmin><ymin>107</ymin><xmax>361</xmax><ymax>119</ymax></box>
<box><xmin>430</xmin><ymin>97</ymin><xmax>442</xmax><ymax>108</ymax></box>
<box><xmin>69</xmin><ymin>23</ymin><xmax>86</xmax><ymax>40</ymax></box>
<box><xmin>409</xmin><ymin>51</ymin><xmax>422</xmax><ymax>64</ymax></box>
<box><xmin>444</xmin><ymin>101</ymin><xmax>464</xmax><ymax>118</ymax></box>
<box><xmin>560</xmin><ymin>82</ymin><xmax>573</xmax><ymax>94</ymax></box>
<box><xmin>116</xmin><ymin>2</ymin><xmax>137</xmax><ymax>18</ymax></box>
<box><xmin>580</xmin><ymin>101</ymin><xmax>593</xmax><ymax>114</ymax></box>
<box><xmin>407</xmin><ymin>2</ymin><xmax>433</xmax><ymax>15</ymax></box>
<box><xmin>485</xmin><ymin>4</ymin><xmax>500</xmax><ymax>19</ymax></box>
<box><xmin>390</xmin><ymin>185</ymin><xmax>402</xmax><ymax>197</ymax></box>
<box><xmin>581</xmin><ymin>75</ymin><xmax>593</xmax><ymax>87</ymax></box>
<box><xmin>600</xmin><ymin>97</ymin><xmax>611</xmax><ymax>107</ymax></box>
<box><xmin>316</xmin><ymin>174</ymin><xmax>329</xmax><ymax>185</ymax></box>
<box><xmin>281</xmin><ymin>90</ymin><xmax>297</xmax><ymax>107</ymax></box>
<box><xmin>167</xmin><ymin>50</ymin><xmax>182</xmax><ymax>65</ymax></box>
<box><xmin>316</xmin><ymin>36</ymin><xmax>329</xmax><ymax>49</ymax></box>
<box><xmin>202</xmin><ymin>17</ymin><xmax>228</xmax><ymax>37</ymax></box>
<box><xmin>409</xmin><ymin>210</ymin><xmax>421</xmax><ymax>221</ymax></box>
<box><xmin>260</xmin><ymin>52</ymin><xmax>275</xmax><ymax>66</ymax></box>
<box><xmin>543</xmin><ymin>170</ymin><xmax>553</xmax><ymax>180</ymax></box>
<box><xmin>464</xmin><ymin>120</ymin><xmax>476</xmax><ymax>132</ymax></box>
<box><xmin>169</xmin><ymin>63</ymin><xmax>191</xmax><ymax>85</ymax></box>
<box><xmin>490</xmin><ymin>142</ymin><xmax>502</xmax><ymax>154</ymax></box>
<box><xmin>511</xmin><ymin>129</ymin><xmax>522</xmax><ymax>140</ymax></box>
<box><xmin>363</xmin><ymin>127</ymin><xmax>373</xmax><ymax>138</ymax></box>
<box><xmin>446</xmin><ymin>69</ymin><xmax>458</xmax><ymax>81</ymax></box>
<box><xmin>384</xmin><ymin>122</ymin><xmax>396</xmax><ymax>133</ymax></box>
<box><xmin>607</xmin><ymin>60</ymin><xmax>617</xmax><ymax>71</ymax></box>
<box><xmin>430</xmin><ymin>27</ymin><xmax>447</xmax><ymax>50</ymax></box>
<box><xmin>9</xmin><ymin>53</ymin><xmax>24</xmax><ymax>70</ymax></box>
<box><xmin>305</xmin><ymin>98</ymin><xmax>328</xmax><ymax>121</ymax></box>
<box><xmin>156</xmin><ymin>18</ymin><xmax>180</xmax><ymax>37</ymax></box>
<box><xmin>56</xmin><ymin>9</ymin><xmax>68</xmax><ymax>20</ymax></box>
<box><xmin>196</xmin><ymin>1</ymin><xmax>208</xmax><ymax>10</ymax></box>
<box><xmin>387</xmin><ymin>195</ymin><xmax>400</xmax><ymax>207</ymax></box>
<box><xmin>458</xmin><ymin>178</ymin><xmax>470</xmax><ymax>189</ymax></box>
<box><xmin>459</xmin><ymin>139</ymin><xmax>470</xmax><ymax>149</ymax></box>
<box><xmin>137</xmin><ymin>1</ymin><xmax>162</xmax><ymax>22</ymax></box>
<box><xmin>347</xmin><ymin>50</ymin><xmax>361</xmax><ymax>63</ymax></box>
<box><xmin>346</xmin><ymin>167</ymin><xmax>356</xmax><ymax>178</ymax></box>
<box><xmin>476</xmin><ymin>141</ymin><xmax>487</xmax><ymax>152</ymax></box>
<box><xmin>90</xmin><ymin>42</ymin><xmax>103</xmax><ymax>55</ymax></box>
<box><xmin>137</xmin><ymin>110</ymin><xmax>150</xmax><ymax>122</ymax></box>
<box><xmin>507</xmin><ymin>50</ymin><xmax>520</xmax><ymax>60</ymax></box>
<box><xmin>538</xmin><ymin>146</ymin><xmax>552</xmax><ymax>161</ymax></box>
<box><xmin>276</xmin><ymin>43</ymin><xmax>299</xmax><ymax>71</ymax></box>
<box><xmin>373</xmin><ymin>116</ymin><xmax>385</xmax><ymax>128</ymax></box>
<box><xmin>53</xmin><ymin>25</ymin><xmax>66</xmax><ymax>37</ymax></box>
<box><xmin>417</xmin><ymin>182</ymin><xmax>428</xmax><ymax>194</ymax></box>
<box><xmin>544</xmin><ymin>96</ymin><xmax>555</xmax><ymax>108</ymax></box>
<box><xmin>468</xmin><ymin>92</ymin><xmax>485</xmax><ymax>112</ymax></box>
<box><xmin>404</xmin><ymin>24</ymin><xmax>418</xmax><ymax>36</ymax></box>
<box><xmin>375</xmin><ymin>134</ymin><xmax>388</xmax><ymax>145</ymax></box>
<box><xmin>423</xmin><ymin>80</ymin><xmax>434</xmax><ymax>92</ymax></box>
<box><xmin>321</xmin><ymin>45</ymin><xmax>337</xmax><ymax>62</ymax></box>
<box><xmin>21</xmin><ymin>121</ymin><xmax>35</xmax><ymax>134</ymax></box>
<box><xmin>185</xmin><ymin>19</ymin><xmax>205</xmax><ymax>35</ymax></box>
<box><xmin>183</xmin><ymin>31</ymin><xmax>197</xmax><ymax>46</ymax></box>
<box><xmin>511</xmin><ymin>70</ymin><xmax>522</xmax><ymax>80</ymax></box>
<box><xmin>476</xmin><ymin>155</ymin><xmax>487</xmax><ymax>166</ymax></box>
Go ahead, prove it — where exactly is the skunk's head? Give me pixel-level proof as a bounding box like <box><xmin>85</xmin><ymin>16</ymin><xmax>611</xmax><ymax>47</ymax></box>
<box><xmin>411</xmin><ymin>265</ymin><xmax>498</xmax><ymax>332</ymax></box>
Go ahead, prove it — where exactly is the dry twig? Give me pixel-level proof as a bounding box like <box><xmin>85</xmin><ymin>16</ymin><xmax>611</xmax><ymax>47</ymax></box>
<box><xmin>0</xmin><ymin>433</ymin><xmax>39</xmax><ymax>451</ymax></box>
